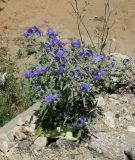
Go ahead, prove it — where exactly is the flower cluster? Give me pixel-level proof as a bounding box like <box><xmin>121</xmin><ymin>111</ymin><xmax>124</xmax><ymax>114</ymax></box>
<box><xmin>23</xmin><ymin>27</ymin><xmax>129</xmax><ymax>139</ymax></box>
<box><xmin>24</xmin><ymin>26</ymin><xmax>43</xmax><ymax>38</ymax></box>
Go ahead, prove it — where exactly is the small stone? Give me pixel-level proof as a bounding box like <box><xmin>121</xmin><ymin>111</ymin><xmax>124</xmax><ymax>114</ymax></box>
<box><xmin>17</xmin><ymin>118</ymin><xmax>25</xmax><ymax>126</ymax></box>
<box><xmin>96</xmin><ymin>96</ymin><xmax>106</xmax><ymax>107</ymax></box>
<box><xmin>115</xmin><ymin>113</ymin><xmax>120</xmax><ymax>118</ymax></box>
<box><xmin>128</xmin><ymin>126</ymin><xmax>135</xmax><ymax>133</ymax></box>
<box><xmin>104</xmin><ymin>111</ymin><xmax>115</xmax><ymax>128</ymax></box>
<box><xmin>34</xmin><ymin>137</ymin><xmax>47</xmax><ymax>148</ymax></box>
<box><xmin>109</xmin><ymin>94</ymin><xmax>118</xmax><ymax>100</ymax></box>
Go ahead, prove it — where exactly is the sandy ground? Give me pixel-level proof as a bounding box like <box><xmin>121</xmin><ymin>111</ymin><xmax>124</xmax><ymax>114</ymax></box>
<box><xmin>0</xmin><ymin>0</ymin><xmax>135</xmax><ymax>57</ymax></box>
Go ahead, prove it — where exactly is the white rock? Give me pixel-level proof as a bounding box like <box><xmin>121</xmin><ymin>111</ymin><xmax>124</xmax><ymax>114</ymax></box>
<box><xmin>104</xmin><ymin>111</ymin><xmax>115</xmax><ymax>128</ymax></box>
<box><xmin>0</xmin><ymin>2</ymin><xmax>6</xmax><ymax>10</ymax></box>
<box><xmin>34</xmin><ymin>137</ymin><xmax>47</xmax><ymax>148</ymax></box>
<box><xmin>16</xmin><ymin>118</ymin><xmax>25</xmax><ymax>126</ymax></box>
<box><xmin>96</xmin><ymin>96</ymin><xmax>106</xmax><ymax>107</ymax></box>
<box><xmin>128</xmin><ymin>126</ymin><xmax>135</xmax><ymax>133</ymax></box>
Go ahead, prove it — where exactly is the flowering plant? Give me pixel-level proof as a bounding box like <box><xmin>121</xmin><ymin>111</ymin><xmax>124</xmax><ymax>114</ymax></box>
<box><xmin>23</xmin><ymin>27</ymin><xmax>130</xmax><ymax>140</ymax></box>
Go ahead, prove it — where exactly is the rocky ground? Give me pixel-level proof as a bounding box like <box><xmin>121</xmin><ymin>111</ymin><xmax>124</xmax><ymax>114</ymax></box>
<box><xmin>0</xmin><ymin>93</ymin><xmax>135</xmax><ymax>160</ymax></box>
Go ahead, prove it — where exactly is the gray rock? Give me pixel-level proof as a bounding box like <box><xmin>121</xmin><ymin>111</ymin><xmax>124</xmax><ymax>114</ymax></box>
<box><xmin>104</xmin><ymin>111</ymin><xmax>115</xmax><ymax>128</ymax></box>
<box><xmin>56</xmin><ymin>139</ymin><xmax>78</xmax><ymax>150</ymax></box>
<box><xmin>34</xmin><ymin>137</ymin><xmax>47</xmax><ymax>149</ymax></box>
<box><xmin>96</xmin><ymin>96</ymin><xmax>106</xmax><ymax>107</ymax></box>
<box><xmin>89</xmin><ymin>132</ymin><xmax>129</xmax><ymax>160</ymax></box>
<box><xmin>127</xmin><ymin>126</ymin><xmax>135</xmax><ymax>133</ymax></box>
<box><xmin>18</xmin><ymin>140</ymin><xmax>32</xmax><ymax>151</ymax></box>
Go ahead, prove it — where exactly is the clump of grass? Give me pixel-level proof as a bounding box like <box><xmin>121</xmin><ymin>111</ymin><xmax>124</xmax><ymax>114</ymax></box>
<box><xmin>0</xmin><ymin>58</ymin><xmax>33</xmax><ymax>126</ymax></box>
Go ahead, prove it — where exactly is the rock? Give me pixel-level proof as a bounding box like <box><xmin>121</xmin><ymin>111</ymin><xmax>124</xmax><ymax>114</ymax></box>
<box><xmin>18</xmin><ymin>140</ymin><xmax>32</xmax><ymax>151</ymax></box>
<box><xmin>124</xmin><ymin>150</ymin><xmax>135</xmax><ymax>160</ymax></box>
<box><xmin>89</xmin><ymin>132</ymin><xmax>129</xmax><ymax>160</ymax></box>
<box><xmin>104</xmin><ymin>111</ymin><xmax>115</xmax><ymax>128</ymax></box>
<box><xmin>111</xmin><ymin>52</ymin><xmax>129</xmax><ymax>60</ymax></box>
<box><xmin>12</xmin><ymin>126</ymin><xmax>27</xmax><ymax>140</ymax></box>
<box><xmin>109</xmin><ymin>94</ymin><xmax>118</xmax><ymax>100</ymax></box>
<box><xmin>56</xmin><ymin>139</ymin><xmax>78</xmax><ymax>150</ymax></box>
<box><xmin>34</xmin><ymin>137</ymin><xmax>47</xmax><ymax>149</ymax></box>
<box><xmin>16</xmin><ymin>118</ymin><xmax>25</xmax><ymax>126</ymax></box>
<box><xmin>128</xmin><ymin>126</ymin><xmax>135</xmax><ymax>133</ymax></box>
<box><xmin>96</xmin><ymin>96</ymin><xmax>106</xmax><ymax>107</ymax></box>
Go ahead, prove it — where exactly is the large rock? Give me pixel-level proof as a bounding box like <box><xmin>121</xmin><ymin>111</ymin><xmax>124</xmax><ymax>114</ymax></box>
<box><xmin>89</xmin><ymin>132</ymin><xmax>129</xmax><ymax>160</ymax></box>
<box><xmin>34</xmin><ymin>137</ymin><xmax>47</xmax><ymax>150</ymax></box>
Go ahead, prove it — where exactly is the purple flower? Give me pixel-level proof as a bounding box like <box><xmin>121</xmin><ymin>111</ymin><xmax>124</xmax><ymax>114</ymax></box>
<box><xmin>80</xmin><ymin>83</ymin><xmax>93</xmax><ymax>93</ymax></box>
<box><xmin>35</xmin><ymin>66</ymin><xmax>50</xmax><ymax>75</ymax></box>
<box><xmin>59</xmin><ymin>66</ymin><xmax>67</xmax><ymax>74</ymax></box>
<box><xmin>71</xmin><ymin>40</ymin><xmax>81</xmax><ymax>48</ymax></box>
<box><xmin>95</xmin><ymin>69</ymin><xmax>107</xmax><ymax>80</ymax></box>
<box><xmin>123</xmin><ymin>58</ymin><xmax>130</xmax><ymax>65</ymax></box>
<box><xmin>52</xmin><ymin>38</ymin><xmax>63</xmax><ymax>47</ymax></box>
<box><xmin>111</xmin><ymin>59</ymin><xmax>117</xmax><ymax>66</ymax></box>
<box><xmin>80</xmin><ymin>49</ymin><xmax>93</xmax><ymax>57</ymax></box>
<box><xmin>45</xmin><ymin>42</ymin><xmax>52</xmax><ymax>53</ymax></box>
<box><xmin>54</xmin><ymin>50</ymin><xmax>65</xmax><ymax>60</ymax></box>
<box><xmin>44</xmin><ymin>94</ymin><xmax>61</xmax><ymax>104</ymax></box>
<box><xmin>24</xmin><ymin>71</ymin><xmax>35</xmax><ymax>79</ymax></box>
<box><xmin>47</xmin><ymin>29</ymin><xmax>58</xmax><ymax>39</ymax></box>
<box><xmin>63</xmin><ymin>112</ymin><xmax>67</xmax><ymax>118</ymax></box>
<box><xmin>92</xmin><ymin>54</ymin><xmax>106</xmax><ymax>63</ymax></box>
<box><xmin>74</xmin><ymin>116</ymin><xmax>87</xmax><ymax>128</ymax></box>
<box><xmin>75</xmin><ymin>66</ymin><xmax>81</xmax><ymax>72</ymax></box>
<box><xmin>24</xmin><ymin>26</ymin><xmax>43</xmax><ymax>38</ymax></box>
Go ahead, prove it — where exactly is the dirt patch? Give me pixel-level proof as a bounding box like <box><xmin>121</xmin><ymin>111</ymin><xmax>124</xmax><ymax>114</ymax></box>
<box><xmin>0</xmin><ymin>0</ymin><xmax>135</xmax><ymax>57</ymax></box>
